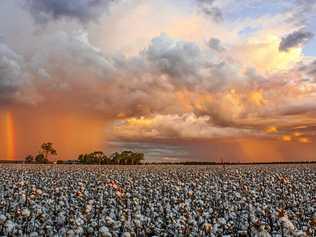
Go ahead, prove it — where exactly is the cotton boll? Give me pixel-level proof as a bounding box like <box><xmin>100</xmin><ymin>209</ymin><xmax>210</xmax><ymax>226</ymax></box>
<box><xmin>67</xmin><ymin>229</ymin><xmax>75</xmax><ymax>237</ymax></box>
<box><xmin>5</xmin><ymin>220</ymin><xmax>15</xmax><ymax>234</ymax></box>
<box><xmin>22</xmin><ymin>208</ymin><xmax>31</xmax><ymax>218</ymax></box>
<box><xmin>0</xmin><ymin>214</ymin><xmax>6</xmax><ymax>224</ymax></box>
<box><xmin>29</xmin><ymin>232</ymin><xmax>39</xmax><ymax>237</ymax></box>
<box><xmin>122</xmin><ymin>232</ymin><xmax>131</xmax><ymax>237</ymax></box>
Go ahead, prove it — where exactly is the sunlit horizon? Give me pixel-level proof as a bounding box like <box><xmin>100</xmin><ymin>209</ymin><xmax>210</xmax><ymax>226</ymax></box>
<box><xmin>0</xmin><ymin>0</ymin><xmax>316</xmax><ymax>162</ymax></box>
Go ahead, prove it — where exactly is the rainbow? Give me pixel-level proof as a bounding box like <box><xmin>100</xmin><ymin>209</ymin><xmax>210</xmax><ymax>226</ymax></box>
<box><xmin>5</xmin><ymin>112</ymin><xmax>15</xmax><ymax>160</ymax></box>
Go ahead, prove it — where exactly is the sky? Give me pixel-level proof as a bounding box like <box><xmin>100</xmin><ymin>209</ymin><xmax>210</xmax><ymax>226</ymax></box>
<box><xmin>0</xmin><ymin>0</ymin><xmax>316</xmax><ymax>162</ymax></box>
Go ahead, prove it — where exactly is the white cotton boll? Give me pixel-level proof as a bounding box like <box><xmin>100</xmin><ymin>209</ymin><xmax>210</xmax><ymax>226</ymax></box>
<box><xmin>99</xmin><ymin>226</ymin><xmax>109</xmax><ymax>233</ymax></box>
<box><xmin>75</xmin><ymin>227</ymin><xmax>84</xmax><ymax>235</ymax></box>
<box><xmin>57</xmin><ymin>214</ymin><xmax>66</xmax><ymax>225</ymax></box>
<box><xmin>112</xmin><ymin>221</ymin><xmax>121</xmax><ymax>230</ymax></box>
<box><xmin>88</xmin><ymin>200</ymin><xmax>94</xmax><ymax>205</ymax></box>
<box><xmin>294</xmin><ymin>230</ymin><xmax>305</xmax><ymax>236</ymax></box>
<box><xmin>22</xmin><ymin>208</ymin><xmax>31</xmax><ymax>217</ymax></box>
<box><xmin>218</xmin><ymin>218</ymin><xmax>226</xmax><ymax>225</ymax></box>
<box><xmin>91</xmin><ymin>221</ymin><xmax>98</xmax><ymax>227</ymax></box>
<box><xmin>235</xmin><ymin>192</ymin><xmax>241</xmax><ymax>199</ymax></box>
<box><xmin>105</xmin><ymin>216</ymin><xmax>114</xmax><ymax>225</ymax></box>
<box><xmin>20</xmin><ymin>194</ymin><xmax>26</xmax><ymax>203</ymax></box>
<box><xmin>29</xmin><ymin>231</ymin><xmax>39</xmax><ymax>237</ymax></box>
<box><xmin>35</xmin><ymin>205</ymin><xmax>43</xmax><ymax>213</ymax></box>
<box><xmin>133</xmin><ymin>219</ymin><xmax>141</xmax><ymax>227</ymax></box>
<box><xmin>5</xmin><ymin>220</ymin><xmax>15</xmax><ymax>233</ymax></box>
<box><xmin>67</xmin><ymin>229</ymin><xmax>75</xmax><ymax>237</ymax></box>
<box><xmin>122</xmin><ymin>232</ymin><xmax>131</xmax><ymax>237</ymax></box>
<box><xmin>257</xmin><ymin>229</ymin><xmax>271</xmax><ymax>237</ymax></box>
<box><xmin>212</xmin><ymin>223</ymin><xmax>219</xmax><ymax>233</ymax></box>
<box><xmin>100</xmin><ymin>231</ymin><xmax>112</xmax><ymax>237</ymax></box>
<box><xmin>0</xmin><ymin>214</ymin><xmax>7</xmax><ymax>224</ymax></box>
<box><xmin>87</xmin><ymin>226</ymin><xmax>94</xmax><ymax>233</ymax></box>
<box><xmin>75</xmin><ymin>217</ymin><xmax>84</xmax><ymax>226</ymax></box>
<box><xmin>86</xmin><ymin>204</ymin><xmax>93</xmax><ymax>213</ymax></box>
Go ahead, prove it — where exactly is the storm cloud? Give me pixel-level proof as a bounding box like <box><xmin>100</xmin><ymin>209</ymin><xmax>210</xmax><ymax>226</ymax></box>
<box><xmin>0</xmin><ymin>41</ymin><xmax>26</xmax><ymax>103</ymax></box>
<box><xmin>23</xmin><ymin>0</ymin><xmax>117</xmax><ymax>23</ymax></box>
<box><xmin>195</xmin><ymin>0</ymin><xmax>223</xmax><ymax>22</ymax></box>
<box><xmin>0</xmin><ymin>0</ymin><xmax>315</xmax><ymax>161</ymax></box>
<box><xmin>279</xmin><ymin>29</ymin><xmax>313</xmax><ymax>51</ymax></box>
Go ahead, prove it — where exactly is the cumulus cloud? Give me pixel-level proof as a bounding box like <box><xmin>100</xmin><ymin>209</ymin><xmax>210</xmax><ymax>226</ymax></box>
<box><xmin>0</xmin><ymin>29</ymin><xmax>309</xmax><ymax>131</ymax></box>
<box><xmin>23</xmin><ymin>0</ymin><xmax>117</xmax><ymax>23</ymax></box>
<box><xmin>195</xmin><ymin>0</ymin><xmax>223</xmax><ymax>22</ymax></box>
<box><xmin>0</xmin><ymin>41</ymin><xmax>25</xmax><ymax>103</ymax></box>
<box><xmin>111</xmin><ymin>113</ymin><xmax>255</xmax><ymax>140</ymax></box>
<box><xmin>144</xmin><ymin>34</ymin><xmax>203</xmax><ymax>84</ymax></box>
<box><xmin>279</xmin><ymin>29</ymin><xmax>313</xmax><ymax>51</ymax></box>
<box><xmin>299</xmin><ymin>60</ymin><xmax>316</xmax><ymax>79</ymax></box>
<box><xmin>0</xmin><ymin>0</ymin><xmax>315</xmax><ymax>161</ymax></box>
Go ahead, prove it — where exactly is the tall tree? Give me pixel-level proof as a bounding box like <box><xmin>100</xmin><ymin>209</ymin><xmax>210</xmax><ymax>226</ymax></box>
<box><xmin>40</xmin><ymin>142</ymin><xmax>57</xmax><ymax>161</ymax></box>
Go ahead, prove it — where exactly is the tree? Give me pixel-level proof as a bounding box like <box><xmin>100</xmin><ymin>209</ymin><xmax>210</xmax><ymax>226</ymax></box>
<box><xmin>134</xmin><ymin>152</ymin><xmax>144</xmax><ymax>165</ymax></box>
<box><xmin>77</xmin><ymin>150</ymin><xmax>145</xmax><ymax>165</ymax></box>
<box><xmin>91</xmin><ymin>151</ymin><xmax>105</xmax><ymax>165</ymax></box>
<box><xmin>25</xmin><ymin>155</ymin><xmax>34</xmax><ymax>163</ymax></box>
<box><xmin>78</xmin><ymin>154</ymin><xmax>85</xmax><ymax>163</ymax></box>
<box><xmin>35</xmin><ymin>153</ymin><xmax>48</xmax><ymax>164</ymax></box>
<box><xmin>77</xmin><ymin>151</ymin><xmax>109</xmax><ymax>165</ymax></box>
<box><xmin>110</xmin><ymin>152</ymin><xmax>121</xmax><ymax>164</ymax></box>
<box><xmin>40</xmin><ymin>142</ymin><xmax>57</xmax><ymax>161</ymax></box>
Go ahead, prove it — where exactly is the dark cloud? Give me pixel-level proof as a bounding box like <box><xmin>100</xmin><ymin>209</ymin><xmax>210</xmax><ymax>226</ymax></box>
<box><xmin>305</xmin><ymin>60</ymin><xmax>316</xmax><ymax>76</ymax></box>
<box><xmin>299</xmin><ymin>60</ymin><xmax>316</xmax><ymax>82</ymax></box>
<box><xmin>208</xmin><ymin>37</ymin><xmax>225</xmax><ymax>52</ymax></box>
<box><xmin>196</xmin><ymin>0</ymin><xmax>223</xmax><ymax>22</ymax></box>
<box><xmin>0</xmin><ymin>41</ymin><xmax>24</xmax><ymax>103</ymax></box>
<box><xmin>279</xmin><ymin>29</ymin><xmax>313</xmax><ymax>51</ymax></box>
<box><xmin>23</xmin><ymin>0</ymin><xmax>117</xmax><ymax>23</ymax></box>
<box><xmin>144</xmin><ymin>34</ymin><xmax>202</xmax><ymax>82</ymax></box>
<box><xmin>107</xmin><ymin>140</ymin><xmax>191</xmax><ymax>161</ymax></box>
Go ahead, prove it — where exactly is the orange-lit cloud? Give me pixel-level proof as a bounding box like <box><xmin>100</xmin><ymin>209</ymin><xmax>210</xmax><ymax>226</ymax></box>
<box><xmin>282</xmin><ymin>135</ymin><xmax>292</xmax><ymax>142</ymax></box>
<box><xmin>0</xmin><ymin>0</ymin><xmax>315</xmax><ymax>162</ymax></box>
<box><xmin>265</xmin><ymin>126</ymin><xmax>278</xmax><ymax>134</ymax></box>
<box><xmin>297</xmin><ymin>137</ymin><xmax>312</xmax><ymax>144</ymax></box>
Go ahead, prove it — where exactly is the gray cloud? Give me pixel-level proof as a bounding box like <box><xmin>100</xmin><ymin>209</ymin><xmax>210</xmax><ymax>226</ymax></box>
<box><xmin>23</xmin><ymin>0</ymin><xmax>117</xmax><ymax>23</ymax></box>
<box><xmin>279</xmin><ymin>29</ymin><xmax>313</xmax><ymax>51</ymax></box>
<box><xmin>107</xmin><ymin>140</ymin><xmax>191</xmax><ymax>161</ymax></box>
<box><xmin>144</xmin><ymin>34</ymin><xmax>202</xmax><ymax>83</ymax></box>
<box><xmin>304</xmin><ymin>60</ymin><xmax>316</xmax><ymax>76</ymax></box>
<box><xmin>196</xmin><ymin>0</ymin><xmax>223</xmax><ymax>22</ymax></box>
<box><xmin>0</xmin><ymin>41</ymin><xmax>24</xmax><ymax>103</ymax></box>
<box><xmin>0</xmin><ymin>31</ymin><xmax>269</xmax><ymax>124</ymax></box>
<box><xmin>298</xmin><ymin>60</ymin><xmax>316</xmax><ymax>82</ymax></box>
<box><xmin>208</xmin><ymin>37</ymin><xmax>225</xmax><ymax>52</ymax></box>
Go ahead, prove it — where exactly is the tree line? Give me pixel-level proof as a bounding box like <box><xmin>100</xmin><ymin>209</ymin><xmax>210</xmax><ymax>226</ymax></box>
<box><xmin>25</xmin><ymin>142</ymin><xmax>144</xmax><ymax>165</ymax></box>
<box><xmin>78</xmin><ymin>150</ymin><xmax>144</xmax><ymax>165</ymax></box>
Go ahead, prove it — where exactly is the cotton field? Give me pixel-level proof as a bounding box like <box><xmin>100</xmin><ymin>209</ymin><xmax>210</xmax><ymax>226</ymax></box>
<box><xmin>0</xmin><ymin>164</ymin><xmax>315</xmax><ymax>236</ymax></box>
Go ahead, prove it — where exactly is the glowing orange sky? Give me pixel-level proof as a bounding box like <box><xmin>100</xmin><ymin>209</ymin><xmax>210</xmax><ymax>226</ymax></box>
<box><xmin>0</xmin><ymin>108</ymin><xmax>107</xmax><ymax>160</ymax></box>
<box><xmin>3</xmin><ymin>112</ymin><xmax>15</xmax><ymax>160</ymax></box>
<box><xmin>0</xmin><ymin>0</ymin><xmax>315</xmax><ymax>161</ymax></box>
